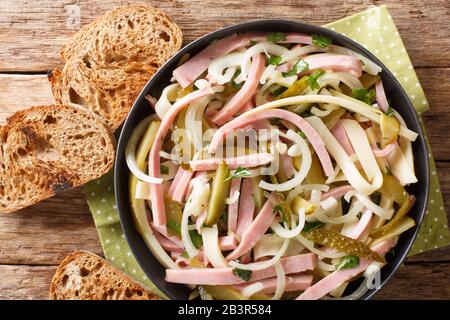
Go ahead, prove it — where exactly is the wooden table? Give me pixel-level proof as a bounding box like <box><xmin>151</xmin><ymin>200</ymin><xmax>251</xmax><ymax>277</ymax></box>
<box><xmin>0</xmin><ymin>0</ymin><xmax>449</xmax><ymax>300</ymax></box>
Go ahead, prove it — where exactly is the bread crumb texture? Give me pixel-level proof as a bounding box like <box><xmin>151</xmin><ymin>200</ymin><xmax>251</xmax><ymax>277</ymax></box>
<box><xmin>50</xmin><ymin>251</ymin><xmax>159</xmax><ymax>300</ymax></box>
<box><xmin>0</xmin><ymin>105</ymin><xmax>115</xmax><ymax>213</ymax></box>
<box><xmin>49</xmin><ymin>5</ymin><xmax>183</xmax><ymax>131</ymax></box>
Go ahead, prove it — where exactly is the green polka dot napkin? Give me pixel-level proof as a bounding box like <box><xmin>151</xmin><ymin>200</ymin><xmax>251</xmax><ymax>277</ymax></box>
<box><xmin>84</xmin><ymin>4</ymin><xmax>450</xmax><ymax>296</ymax></box>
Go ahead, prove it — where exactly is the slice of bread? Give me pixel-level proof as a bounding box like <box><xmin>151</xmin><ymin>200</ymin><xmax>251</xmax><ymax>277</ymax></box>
<box><xmin>49</xmin><ymin>5</ymin><xmax>183</xmax><ymax>131</ymax></box>
<box><xmin>50</xmin><ymin>251</ymin><xmax>160</xmax><ymax>300</ymax></box>
<box><xmin>0</xmin><ymin>104</ymin><xmax>115</xmax><ymax>213</ymax></box>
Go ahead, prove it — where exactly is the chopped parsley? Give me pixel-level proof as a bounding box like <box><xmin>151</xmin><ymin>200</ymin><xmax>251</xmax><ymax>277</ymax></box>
<box><xmin>282</xmin><ymin>60</ymin><xmax>309</xmax><ymax>77</ymax></box>
<box><xmin>232</xmin><ymin>268</ymin><xmax>252</xmax><ymax>281</ymax></box>
<box><xmin>231</xmin><ymin>70</ymin><xmax>243</xmax><ymax>89</ymax></box>
<box><xmin>302</xmin><ymin>221</ymin><xmax>325</xmax><ymax>232</ymax></box>
<box><xmin>225</xmin><ymin>167</ymin><xmax>252</xmax><ymax>181</ymax></box>
<box><xmin>250</xmin><ymin>40</ymin><xmax>258</xmax><ymax>46</ymax></box>
<box><xmin>352</xmin><ymin>88</ymin><xmax>375</xmax><ymax>105</ymax></box>
<box><xmin>336</xmin><ymin>255</ymin><xmax>360</xmax><ymax>270</ymax></box>
<box><xmin>298</xmin><ymin>131</ymin><xmax>307</xmax><ymax>140</ymax></box>
<box><xmin>312</xmin><ymin>34</ymin><xmax>332</xmax><ymax>48</ymax></box>
<box><xmin>307</xmin><ymin>69</ymin><xmax>325</xmax><ymax>90</ymax></box>
<box><xmin>268</xmin><ymin>54</ymin><xmax>282</xmax><ymax>66</ymax></box>
<box><xmin>385</xmin><ymin>106</ymin><xmax>395</xmax><ymax>117</ymax></box>
<box><xmin>357</xmin><ymin>212</ymin><xmax>362</xmax><ymax>220</ymax></box>
<box><xmin>267</xmin><ymin>32</ymin><xmax>286</xmax><ymax>43</ymax></box>
<box><xmin>189</xmin><ymin>230</ymin><xmax>203</xmax><ymax>249</ymax></box>
<box><xmin>160</xmin><ymin>165</ymin><xmax>169</xmax><ymax>174</ymax></box>
<box><xmin>181</xmin><ymin>250</ymin><xmax>189</xmax><ymax>259</ymax></box>
<box><xmin>273</xmin><ymin>203</ymin><xmax>289</xmax><ymax>223</ymax></box>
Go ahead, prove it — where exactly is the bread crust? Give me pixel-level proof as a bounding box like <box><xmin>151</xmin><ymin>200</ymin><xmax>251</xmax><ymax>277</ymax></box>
<box><xmin>48</xmin><ymin>4</ymin><xmax>183</xmax><ymax>131</ymax></box>
<box><xmin>0</xmin><ymin>104</ymin><xmax>116</xmax><ymax>213</ymax></box>
<box><xmin>49</xmin><ymin>251</ymin><xmax>160</xmax><ymax>300</ymax></box>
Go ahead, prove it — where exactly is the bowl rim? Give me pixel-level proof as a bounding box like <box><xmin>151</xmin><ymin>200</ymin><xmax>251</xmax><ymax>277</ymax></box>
<box><xmin>115</xmin><ymin>19</ymin><xmax>430</xmax><ymax>300</ymax></box>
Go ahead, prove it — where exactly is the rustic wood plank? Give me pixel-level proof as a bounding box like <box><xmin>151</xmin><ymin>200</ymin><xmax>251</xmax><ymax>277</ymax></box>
<box><xmin>375</xmin><ymin>263</ymin><xmax>450</xmax><ymax>299</ymax></box>
<box><xmin>0</xmin><ymin>74</ymin><xmax>54</xmax><ymax>124</ymax></box>
<box><xmin>0</xmin><ymin>0</ymin><xmax>449</xmax><ymax>72</ymax></box>
<box><xmin>0</xmin><ymin>188</ymin><xmax>103</xmax><ymax>265</ymax></box>
<box><xmin>1</xmin><ymin>68</ymin><xmax>450</xmax><ymax>160</ymax></box>
<box><xmin>0</xmin><ymin>265</ymin><xmax>56</xmax><ymax>300</ymax></box>
<box><xmin>0</xmin><ymin>263</ymin><xmax>448</xmax><ymax>299</ymax></box>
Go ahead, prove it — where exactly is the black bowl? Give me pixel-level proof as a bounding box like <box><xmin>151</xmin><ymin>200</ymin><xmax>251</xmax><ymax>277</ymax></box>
<box><xmin>115</xmin><ymin>20</ymin><xmax>429</xmax><ymax>300</ymax></box>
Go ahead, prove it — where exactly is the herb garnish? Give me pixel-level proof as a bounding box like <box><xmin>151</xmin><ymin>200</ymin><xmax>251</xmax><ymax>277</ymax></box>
<box><xmin>231</xmin><ymin>70</ymin><xmax>243</xmax><ymax>89</ymax></box>
<box><xmin>268</xmin><ymin>55</ymin><xmax>282</xmax><ymax>66</ymax></box>
<box><xmin>189</xmin><ymin>230</ymin><xmax>203</xmax><ymax>249</ymax></box>
<box><xmin>385</xmin><ymin>106</ymin><xmax>395</xmax><ymax>117</ymax></box>
<box><xmin>232</xmin><ymin>268</ymin><xmax>252</xmax><ymax>281</ymax></box>
<box><xmin>225</xmin><ymin>167</ymin><xmax>252</xmax><ymax>181</ymax></box>
<box><xmin>283</xmin><ymin>60</ymin><xmax>309</xmax><ymax>77</ymax></box>
<box><xmin>336</xmin><ymin>255</ymin><xmax>360</xmax><ymax>270</ymax></box>
<box><xmin>312</xmin><ymin>34</ymin><xmax>332</xmax><ymax>48</ymax></box>
<box><xmin>352</xmin><ymin>88</ymin><xmax>375</xmax><ymax>105</ymax></box>
<box><xmin>267</xmin><ymin>32</ymin><xmax>286</xmax><ymax>43</ymax></box>
<box><xmin>307</xmin><ymin>69</ymin><xmax>325</xmax><ymax>90</ymax></box>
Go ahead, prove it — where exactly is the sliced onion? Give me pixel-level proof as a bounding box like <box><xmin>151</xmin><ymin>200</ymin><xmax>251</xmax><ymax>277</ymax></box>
<box><xmin>184</xmin><ymin>175</ymin><xmax>210</xmax><ymax>218</ymax></box>
<box><xmin>393</xmin><ymin>110</ymin><xmax>414</xmax><ymax>171</ymax></box>
<box><xmin>315</xmin><ymin>198</ymin><xmax>363</xmax><ymax>225</ymax></box>
<box><xmin>185</xmin><ymin>96</ymin><xmax>213</xmax><ymax>151</ymax></box>
<box><xmin>125</xmin><ymin>117</ymin><xmax>163</xmax><ymax>184</ymax></box>
<box><xmin>271</xmin><ymin>262</ymin><xmax>286</xmax><ymax>300</ymax></box>
<box><xmin>181</xmin><ymin>204</ymin><xmax>199</xmax><ymax>258</ymax></box>
<box><xmin>202</xmin><ymin>225</ymin><xmax>228</xmax><ymax>268</ymax></box>
<box><xmin>271</xmin><ymin>209</ymin><xmax>306</xmax><ymax>238</ymax></box>
<box><xmin>387</xmin><ymin>143</ymin><xmax>418</xmax><ymax>186</ymax></box>
<box><xmin>260</xmin><ymin>64</ymin><xmax>277</xmax><ymax>84</ymax></box>
<box><xmin>281</xmin><ymin>45</ymin><xmax>327</xmax><ymax>63</ymax></box>
<box><xmin>317</xmin><ymin>72</ymin><xmax>363</xmax><ymax>90</ymax></box>
<box><xmin>342</xmin><ymin>119</ymin><xmax>383</xmax><ymax>189</ymax></box>
<box><xmin>345</xmin><ymin>191</ymin><xmax>394</xmax><ymax>220</ymax></box>
<box><xmin>238</xmin><ymin>42</ymin><xmax>290</xmax><ymax>83</ymax></box>
<box><xmin>296</xmin><ymin>234</ymin><xmax>347</xmax><ymax>259</ymax></box>
<box><xmin>318</xmin><ymin>260</ymin><xmax>336</xmax><ymax>272</ymax></box>
<box><xmin>229</xmin><ymin>239</ymin><xmax>290</xmax><ymax>271</ymax></box>
<box><xmin>208</xmin><ymin>51</ymin><xmax>245</xmax><ymax>84</ymax></box>
<box><xmin>241</xmin><ymin>282</ymin><xmax>264</xmax><ymax>298</ymax></box>
<box><xmin>155</xmin><ymin>83</ymin><xmax>179</xmax><ymax>119</ymax></box>
<box><xmin>135</xmin><ymin>181</ymin><xmax>151</xmax><ymax>200</ymax></box>
<box><xmin>286</xmin><ymin>184</ymin><xmax>329</xmax><ymax>206</ymax></box>
<box><xmin>259</xmin><ymin>130</ymin><xmax>312</xmax><ymax>192</ymax></box>
<box><xmin>226</xmin><ymin>190</ymin><xmax>240</xmax><ymax>205</ymax></box>
<box><xmin>253</xmin><ymin>234</ymin><xmax>305</xmax><ymax>260</ymax></box>
<box><xmin>307</xmin><ymin>116</ymin><xmax>382</xmax><ymax>195</ymax></box>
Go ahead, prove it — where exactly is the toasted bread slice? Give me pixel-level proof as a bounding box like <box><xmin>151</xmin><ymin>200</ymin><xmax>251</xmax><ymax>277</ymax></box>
<box><xmin>50</xmin><ymin>251</ymin><xmax>160</xmax><ymax>300</ymax></box>
<box><xmin>0</xmin><ymin>104</ymin><xmax>115</xmax><ymax>213</ymax></box>
<box><xmin>49</xmin><ymin>5</ymin><xmax>183</xmax><ymax>131</ymax></box>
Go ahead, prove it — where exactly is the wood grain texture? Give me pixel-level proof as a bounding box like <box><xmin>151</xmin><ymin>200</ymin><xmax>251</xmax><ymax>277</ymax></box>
<box><xmin>0</xmin><ymin>74</ymin><xmax>54</xmax><ymax>124</ymax></box>
<box><xmin>0</xmin><ymin>265</ymin><xmax>57</xmax><ymax>300</ymax></box>
<box><xmin>0</xmin><ymin>188</ymin><xmax>103</xmax><ymax>265</ymax></box>
<box><xmin>0</xmin><ymin>0</ymin><xmax>450</xmax><ymax>71</ymax></box>
<box><xmin>0</xmin><ymin>263</ymin><xmax>447</xmax><ymax>299</ymax></box>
